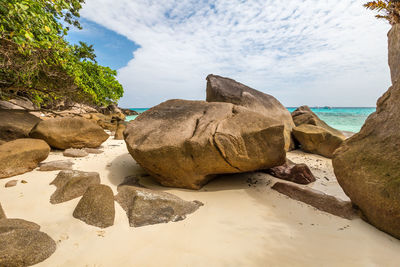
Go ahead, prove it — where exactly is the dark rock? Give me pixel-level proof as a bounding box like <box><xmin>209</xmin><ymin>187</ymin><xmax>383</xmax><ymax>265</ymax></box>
<box><xmin>0</xmin><ymin>110</ymin><xmax>41</xmax><ymax>142</ymax></box>
<box><xmin>5</xmin><ymin>180</ymin><xmax>18</xmax><ymax>188</ymax></box>
<box><xmin>388</xmin><ymin>24</ymin><xmax>400</xmax><ymax>84</ymax></box>
<box><xmin>0</xmin><ymin>229</ymin><xmax>56</xmax><ymax>267</ymax></box>
<box><xmin>272</xmin><ymin>182</ymin><xmax>357</xmax><ymax>219</ymax></box>
<box><xmin>124</xmin><ymin>99</ymin><xmax>286</xmax><ymax>189</ymax></box>
<box><xmin>39</xmin><ymin>160</ymin><xmax>73</xmax><ymax>171</ymax></box>
<box><xmin>120</xmin><ymin>108</ymin><xmax>138</xmax><ymax>116</ymax></box>
<box><xmin>206</xmin><ymin>74</ymin><xmax>295</xmax><ymax>151</ymax></box>
<box><xmin>0</xmin><ymin>218</ymin><xmax>40</xmax><ymax>234</ymax></box>
<box><xmin>73</xmin><ymin>184</ymin><xmax>115</xmax><ymax>228</ymax></box>
<box><xmin>333</xmin><ymin>80</ymin><xmax>400</xmax><ymax>239</ymax></box>
<box><xmin>63</xmin><ymin>148</ymin><xmax>89</xmax><ymax>158</ymax></box>
<box><xmin>266</xmin><ymin>159</ymin><xmax>315</xmax><ymax>184</ymax></box>
<box><xmin>0</xmin><ymin>138</ymin><xmax>50</xmax><ymax>178</ymax></box>
<box><xmin>115</xmin><ymin>185</ymin><xmax>203</xmax><ymax>227</ymax></box>
<box><xmin>30</xmin><ymin>117</ymin><xmax>109</xmax><ymax>149</ymax></box>
<box><xmin>50</xmin><ymin>170</ymin><xmax>100</xmax><ymax>204</ymax></box>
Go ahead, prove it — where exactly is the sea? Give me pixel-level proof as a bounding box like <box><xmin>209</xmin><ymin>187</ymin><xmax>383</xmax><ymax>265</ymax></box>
<box><xmin>126</xmin><ymin>107</ymin><xmax>376</xmax><ymax>133</ymax></box>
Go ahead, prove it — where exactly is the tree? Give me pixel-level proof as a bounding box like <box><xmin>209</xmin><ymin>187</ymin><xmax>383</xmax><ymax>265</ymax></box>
<box><xmin>364</xmin><ymin>0</ymin><xmax>400</xmax><ymax>24</ymax></box>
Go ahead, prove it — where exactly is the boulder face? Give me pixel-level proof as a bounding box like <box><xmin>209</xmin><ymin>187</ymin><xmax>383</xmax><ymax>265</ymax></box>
<box><xmin>292</xmin><ymin>124</ymin><xmax>345</xmax><ymax>158</ymax></box>
<box><xmin>388</xmin><ymin>24</ymin><xmax>400</xmax><ymax>84</ymax></box>
<box><xmin>0</xmin><ymin>218</ymin><xmax>40</xmax><ymax>234</ymax></box>
<box><xmin>124</xmin><ymin>99</ymin><xmax>287</xmax><ymax>189</ymax></box>
<box><xmin>206</xmin><ymin>74</ymin><xmax>295</xmax><ymax>151</ymax></box>
<box><xmin>0</xmin><ymin>110</ymin><xmax>41</xmax><ymax>142</ymax></box>
<box><xmin>333</xmin><ymin>81</ymin><xmax>400</xmax><ymax>239</ymax></box>
<box><xmin>30</xmin><ymin>117</ymin><xmax>109</xmax><ymax>149</ymax></box>
<box><xmin>0</xmin><ymin>139</ymin><xmax>50</xmax><ymax>179</ymax></box>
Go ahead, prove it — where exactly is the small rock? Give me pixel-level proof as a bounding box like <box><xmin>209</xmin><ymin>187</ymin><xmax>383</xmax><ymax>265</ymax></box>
<box><xmin>0</xmin><ymin>218</ymin><xmax>40</xmax><ymax>234</ymax></box>
<box><xmin>266</xmin><ymin>159</ymin><xmax>316</xmax><ymax>184</ymax></box>
<box><xmin>73</xmin><ymin>184</ymin><xmax>115</xmax><ymax>228</ymax></box>
<box><xmin>84</xmin><ymin>148</ymin><xmax>104</xmax><ymax>154</ymax></box>
<box><xmin>5</xmin><ymin>180</ymin><xmax>18</xmax><ymax>188</ymax></box>
<box><xmin>63</xmin><ymin>148</ymin><xmax>88</xmax><ymax>158</ymax></box>
<box><xmin>0</xmin><ymin>203</ymin><xmax>5</xmax><ymax>219</ymax></box>
<box><xmin>50</xmin><ymin>170</ymin><xmax>100</xmax><ymax>204</ymax></box>
<box><xmin>21</xmin><ymin>180</ymin><xmax>27</xmax><ymax>184</ymax></box>
<box><xmin>39</xmin><ymin>160</ymin><xmax>73</xmax><ymax>171</ymax></box>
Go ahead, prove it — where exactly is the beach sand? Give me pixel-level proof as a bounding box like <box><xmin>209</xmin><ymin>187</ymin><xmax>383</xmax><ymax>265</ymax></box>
<box><xmin>1</xmin><ymin>137</ymin><xmax>399</xmax><ymax>267</ymax></box>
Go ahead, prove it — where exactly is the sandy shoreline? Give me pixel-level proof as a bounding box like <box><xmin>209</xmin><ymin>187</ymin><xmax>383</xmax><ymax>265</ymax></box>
<box><xmin>1</xmin><ymin>136</ymin><xmax>400</xmax><ymax>266</ymax></box>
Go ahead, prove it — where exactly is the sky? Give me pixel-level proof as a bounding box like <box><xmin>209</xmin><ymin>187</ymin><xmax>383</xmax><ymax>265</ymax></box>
<box><xmin>70</xmin><ymin>0</ymin><xmax>392</xmax><ymax>108</ymax></box>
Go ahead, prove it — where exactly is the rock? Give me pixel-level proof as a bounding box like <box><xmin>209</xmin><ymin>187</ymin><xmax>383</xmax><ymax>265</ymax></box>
<box><xmin>292</xmin><ymin>124</ymin><xmax>345</xmax><ymax>158</ymax></box>
<box><xmin>0</xmin><ymin>100</ymin><xmax>24</xmax><ymax>110</ymax></box>
<box><xmin>5</xmin><ymin>180</ymin><xmax>18</xmax><ymax>188</ymax></box>
<box><xmin>73</xmin><ymin>184</ymin><xmax>115</xmax><ymax>228</ymax></box>
<box><xmin>0</xmin><ymin>229</ymin><xmax>56</xmax><ymax>267</ymax></box>
<box><xmin>30</xmin><ymin>117</ymin><xmax>109</xmax><ymax>149</ymax></box>
<box><xmin>50</xmin><ymin>170</ymin><xmax>100</xmax><ymax>204</ymax></box>
<box><xmin>0</xmin><ymin>139</ymin><xmax>50</xmax><ymax>179</ymax></box>
<box><xmin>63</xmin><ymin>148</ymin><xmax>89</xmax><ymax>158</ymax></box>
<box><xmin>206</xmin><ymin>74</ymin><xmax>295</xmax><ymax>151</ymax></box>
<box><xmin>0</xmin><ymin>203</ymin><xmax>5</xmax><ymax>219</ymax></box>
<box><xmin>120</xmin><ymin>108</ymin><xmax>138</xmax><ymax>116</ymax></box>
<box><xmin>85</xmin><ymin>112</ymin><xmax>123</xmax><ymax>131</ymax></box>
<box><xmin>388</xmin><ymin>24</ymin><xmax>400</xmax><ymax>84</ymax></box>
<box><xmin>266</xmin><ymin>159</ymin><xmax>316</xmax><ymax>184</ymax></box>
<box><xmin>291</xmin><ymin>106</ymin><xmax>345</xmax><ymax>138</ymax></box>
<box><xmin>9</xmin><ymin>97</ymin><xmax>36</xmax><ymax>110</ymax></box>
<box><xmin>125</xmin><ymin>99</ymin><xmax>286</xmax><ymax>189</ymax></box>
<box><xmin>272</xmin><ymin>182</ymin><xmax>357</xmax><ymax>219</ymax></box>
<box><xmin>115</xmin><ymin>185</ymin><xmax>203</xmax><ymax>227</ymax></box>
<box><xmin>332</xmin><ymin>80</ymin><xmax>400</xmax><ymax>239</ymax></box>
<box><xmin>0</xmin><ymin>140</ymin><xmax>5</xmax><ymax>145</ymax></box>
<box><xmin>0</xmin><ymin>218</ymin><xmax>40</xmax><ymax>234</ymax></box>
<box><xmin>84</xmin><ymin>148</ymin><xmax>104</xmax><ymax>154</ymax></box>
<box><xmin>39</xmin><ymin>160</ymin><xmax>73</xmax><ymax>171</ymax></box>
<box><xmin>0</xmin><ymin>110</ymin><xmax>41</xmax><ymax>142</ymax></box>
<box><xmin>21</xmin><ymin>180</ymin><xmax>27</xmax><ymax>184</ymax></box>
<box><xmin>114</xmin><ymin>122</ymin><xmax>126</xmax><ymax>140</ymax></box>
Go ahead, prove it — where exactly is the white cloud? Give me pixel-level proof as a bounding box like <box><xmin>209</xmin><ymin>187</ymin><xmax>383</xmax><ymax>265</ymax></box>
<box><xmin>81</xmin><ymin>0</ymin><xmax>391</xmax><ymax>107</ymax></box>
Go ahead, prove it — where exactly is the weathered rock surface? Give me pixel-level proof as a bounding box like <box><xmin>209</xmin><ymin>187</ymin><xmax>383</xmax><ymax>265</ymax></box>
<box><xmin>0</xmin><ymin>229</ymin><xmax>56</xmax><ymax>267</ymax></box>
<box><xmin>114</xmin><ymin>122</ymin><xmax>126</xmax><ymax>140</ymax></box>
<box><xmin>333</xmin><ymin>80</ymin><xmax>400</xmax><ymax>239</ymax></box>
<box><xmin>0</xmin><ymin>139</ymin><xmax>50</xmax><ymax>178</ymax></box>
<box><xmin>50</xmin><ymin>170</ymin><xmax>100</xmax><ymax>204</ymax></box>
<box><xmin>73</xmin><ymin>184</ymin><xmax>115</xmax><ymax>228</ymax></box>
<box><xmin>0</xmin><ymin>110</ymin><xmax>41</xmax><ymax>142</ymax></box>
<box><xmin>124</xmin><ymin>99</ymin><xmax>286</xmax><ymax>189</ymax></box>
<box><xmin>84</xmin><ymin>148</ymin><xmax>104</xmax><ymax>154</ymax></box>
<box><xmin>292</xmin><ymin>124</ymin><xmax>345</xmax><ymax>158</ymax></box>
<box><xmin>83</xmin><ymin>112</ymin><xmax>124</xmax><ymax>131</ymax></box>
<box><xmin>39</xmin><ymin>160</ymin><xmax>73</xmax><ymax>171</ymax></box>
<box><xmin>0</xmin><ymin>218</ymin><xmax>40</xmax><ymax>234</ymax></box>
<box><xmin>5</xmin><ymin>180</ymin><xmax>18</xmax><ymax>188</ymax></box>
<box><xmin>30</xmin><ymin>117</ymin><xmax>109</xmax><ymax>149</ymax></box>
<box><xmin>115</xmin><ymin>185</ymin><xmax>203</xmax><ymax>227</ymax></box>
<box><xmin>206</xmin><ymin>74</ymin><xmax>295</xmax><ymax>150</ymax></box>
<box><xmin>388</xmin><ymin>24</ymin><xmax>400</xmax><ymax>84</ymax></box>
<box><xmin>272</xmin><ymin>182</ymin><xmax>357</xmax><ymax>219</ymax></box>
<box><xmin>0</xmin><ymin>203</ymin><xmax>5</xmax><ymax>219</ymax></box>
<box><xmin>9</xmin><ymin>97</ymin><xmax>36</xmax><ymax>110</ymax></box>
<box><xmin>63</xmin><ymin>148</ymin><xmax>89</xmax><ymax>158</ymax></box>
<box><xmin>266</xmin><ymin>159</ymin><xmax>315</xmax><ymax>184</ymax></box>
<box><xmin>120</xmin><ymin>108</ymin><xmax>138</xmax><ymax>116</ymax></box>
<box><xmin>291</xmin><ymin>106</ymin><xmax>345</xmax><ymax>138</ymax></box>
<box><xmin>0</xmin><ymin>100</ymin><xmax>24</xmax><ymax>110</ymax></box>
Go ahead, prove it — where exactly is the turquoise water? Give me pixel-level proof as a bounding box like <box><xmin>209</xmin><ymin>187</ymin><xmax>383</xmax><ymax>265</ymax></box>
<box><xmin>127</xmin><ymin>107</ymin><xmax>376</xmax><ymax>133</ymax></box>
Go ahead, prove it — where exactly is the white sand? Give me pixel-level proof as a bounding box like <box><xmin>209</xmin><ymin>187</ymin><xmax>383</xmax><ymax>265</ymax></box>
<box><xmin>1</xmin><ymin>137</ymin><xmax>400</xmax><ymax>267</ymax></box>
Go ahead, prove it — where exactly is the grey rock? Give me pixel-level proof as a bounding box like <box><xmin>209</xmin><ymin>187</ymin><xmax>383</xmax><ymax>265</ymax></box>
<box><xmin>39</xmin><ymin>160</ymin><xmax>73</xmax><ymax>171</ymax></box>
<box><xmin>63</xmin><ymin>148</ymin><xmax>88</xmax><ymax>158</ymax></box>
<box><xmin>0</xmin><ymin>100</ymin><xmax>24</xmax><ymax>110</ymax></box>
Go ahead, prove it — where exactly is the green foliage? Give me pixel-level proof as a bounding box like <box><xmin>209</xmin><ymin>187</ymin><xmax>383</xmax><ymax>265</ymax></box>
<box><xmin>0</xmin><ymin>0</ymin><xmax>124</xmax><ymax>108</ymax></box>
<box><xmin>364</xmin><ymin>1</ymin><xmax>400</xmax><ymax>25</ymax></box>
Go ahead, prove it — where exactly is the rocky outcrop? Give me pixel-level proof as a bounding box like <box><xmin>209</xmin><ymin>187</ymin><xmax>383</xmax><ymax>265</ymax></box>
<box><xmin>50</xmin><ymin>170</ymin><xmax>100</xmax><ymax>204</ymax></box>
<box><xmin>39</xmin><ymin>160</ymin><xmax>74</xmax><ymax>171</ymax></box>
<box><xmin>63</xmin><ymin>148</ymin><xmax>89</xmax><ymax>158</ymax></box>
<box><xmin>333</xmin><ymin>80</ymin><xmax>400</xmax><ymax>239</ymax></box>
<box><xmin>272</xmin><ymin>182</ymin><xmax>357</xmax><ymax>219</ymax></box>
<box><xmin>0</xmin><ymin>219</ymin><xmax>40</xmax><ymax>234</ymax></box>
<box><xmin>82</xmin><ymin>112</ymin><xmax>124</xmax><ymax>131</ymax></box>
<box><xmin>0</xmin><ymin>139</ymin><xmax>50</xmax><ymax>178</ymax></box>
<box><xmin>30</xmin><ymin>117</ymin><xmax>109</xmax><ymax>149</ymax></box>
<box><xmin>124</xmin><ymin>99</ymin><xmax>286</xmax><ymax>189</ymax></box>
<box><xmin>388</xmin><ymin>24</ymin><xmax>400</xmax><ymax>84</ymax></box>
<box><xmin>292</xmin><ymin>124</ymin><xmax>345</xmax><ymax>158</ymax></box>
<box><xmin>115</xmin><ymin>184</ymin><xmax>203</xmax><ymax>227</ymax></box>
<box><xmin>0</xmin><ymin>110</ymin><xmax>41</xmax><ymax>142</ymax></box>
<box><xmin>120</xmin><ymin>108</ymin><xmax>138</xmax><ymax>116</ymax></box>
<box><xmin>266</xmin><ymin>159</ymin><xmax>315</xmax><ymax>184</ymax></box>
<box><xmin>206</xmin><ymin>74</ymin><xmax>295</xmax><ymax>151</ymax></box>
<box><xmin>73</xmin><ymin>184</ymin><xmax>115</xmax><ymax>228</ymax></box>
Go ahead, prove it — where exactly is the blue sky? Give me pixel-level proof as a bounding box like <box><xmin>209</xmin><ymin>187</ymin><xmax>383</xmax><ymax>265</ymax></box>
<box><xmin>73</xmin><ymin>0</ymin><xmax>391</xmax><ymax>108</ymax></box>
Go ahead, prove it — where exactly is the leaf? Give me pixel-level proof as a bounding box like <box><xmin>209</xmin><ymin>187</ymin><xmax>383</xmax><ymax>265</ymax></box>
<box><xmin>45</xmin><ymin>26</ymin><xmax>51</xmax><ymax>32</ymax></box>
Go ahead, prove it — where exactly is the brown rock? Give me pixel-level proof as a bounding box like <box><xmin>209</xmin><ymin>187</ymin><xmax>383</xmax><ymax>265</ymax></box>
<box><xmin>124</xmin><ymin>99</ymin><xmax>286</xmax><ymax>189</ymax></box>
<box><xmin>73</xmin><ymin>184</ymin><xmax>115</xmax><ymax>228</ymax></box>
<box><xmin>5</xmin><ymin>180</ymin><xmax>18</xmax><ymax>188</ymax></box>
<box><xmin>120</xmin><ymin>108</ymin><xmax>138</xmax><ymax>116</ymax></box>
<box><xmin>0</xmin><ymin>218</ymin><xmax>40</xmax><ymax>234</ymax></box>
<box><xmin>115</xmin><ymin>185</ymin><xmax>203</xmax><ymax>227</ymax></box>
<box><xmin>333</xmin><ymin>80</ymin><xmax>400</xmax><ymax>239</ymax></box>
<box><xmin>0</xmin><ymin>139</ymin><xmax>50</xmax><ymax>178</ymax></box>
<box><xmin>0</xmin><ymin>110</ymin><xmax>41</xmax><ymax>142</ymax></box>
<box><xmin>30</xmin><ymin>117</ymin><xmax>109</xmax><ymax>149</ymax></box>
<box><xmin>39</xmin><ymin>160</ymin><xmax>74</xmax><ymax>171</ymax></box>
<box><xmin>63</xmin><ymin>148</ymin><xmax>89</xmax><ymax>158</ymax></box>
<box><xmin>266</xmin><ymin>159</ymin><xmax>316</xmax><ymax>184</ymax></box>
<box><xmin>0</xmin><ymin>100</ymin><xmax>24</xmax><ymax>110</ymax></box>
<box><xmin>88</xmin><ymin>112</ymin><xmax>124</xmax><ymax>131</ymax></box>
<box><xmin>272</xmin><ymin>182</ymin><xmax>357</xmax><ymax>219</ymax></box>
<box><xmin>0</xmin><ymin>203</ymin><xmax>5</xmax><ymax>219</ymax></box>
<box><xmin>0</xmin><ymin>229</ymin><xmax>56</xmax><ymax>267</ymax></box>
<box><xmin>50</xmin><ymin>170</ymin><xmax>100</xmax><ymax>204</ymax></box>
<box><xmin>84</xmin><ymin>148</ymin><xmax>104</xmax><ymax>154</ymax></box>
<box><xmin>206</xmin><ymin>74</ymin><xmax>295</xmax><ymax>151</ymax></box>
<box><xmin>388</xmin><ymin>24</ymin><xmax>400</xmax><ymax>84</ymax></box>
<box><xmin>114</xmin><ymin>122</ymin><xmax>126</xmax><ymax>140</ymax></box>
<box><xmin>292</xmin><ymin>124</ymin><xmax>345</xmax><ymax>158</ymax></box>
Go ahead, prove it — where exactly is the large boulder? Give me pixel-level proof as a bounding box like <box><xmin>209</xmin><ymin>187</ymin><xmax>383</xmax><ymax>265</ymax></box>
<box><xmin>30</xmin><ymin>117</ymin><xmax>109</xmax><ymax>149</ymax></box>
<box><xmin>206</xmin><ymin>74</ymin><xmax>295</xmax><ymax>151</ymax></box>
<box><xmin>0</xmin><ymin>139</ymin><xmax>50</xmax><ymax>178</ymax></box>
<box><xmin>388</xmin><ymin>24</ymin><xmax>400</xmax><ymax>84</ymax></box>
<box><xmin>0</xmin><ymin>110</ymin><xmax>41</xmax><ymax>142</ymax></box>
<box><xmin>292</xmin><ymin>124</ymin><xmax>345</xmax><ymax>158</ymax></box>
<box><xmin>124</xmin><ymin>99</ymin><xmax>286</xmax><ymax>189</ymax></box>
<box><xmin>333</xmin><ymin>80</ymin><xmax>400</xmax><ymax>239</ymax></box>
<box><xmin>0</xmin><ymin>219</ymin><xmax>40</xmax><ymax>234</ymax></box>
